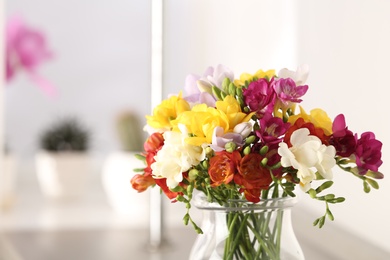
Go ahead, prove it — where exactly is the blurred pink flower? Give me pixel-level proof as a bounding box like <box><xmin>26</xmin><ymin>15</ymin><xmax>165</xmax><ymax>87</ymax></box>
<box><xmin>5</xmin><ymin>15</ymin><xmax>56</xmax><ymax>96</ymax></box>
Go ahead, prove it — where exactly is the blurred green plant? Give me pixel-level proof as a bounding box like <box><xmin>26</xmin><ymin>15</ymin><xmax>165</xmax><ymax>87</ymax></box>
<box><xmin>39</xmin><ymin>117</ymin><xmax>90</xmax><ymax>152</ymax></box>
<box><xmin>116</xmin><ymin>110</ymin><xmax>143</xmax><ymax>151</ymax></box>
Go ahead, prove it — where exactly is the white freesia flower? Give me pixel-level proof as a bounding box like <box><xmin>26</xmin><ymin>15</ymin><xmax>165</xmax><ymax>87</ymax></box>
<box><xmin>278</xmin><ymin>64</ymin><xmax>309</xmax><ymax>86</ymax></box>
<box><xmin>233</xmin><ymin>122</ymin><xmax>252</xmax><ymax>138</ymax></box>
<box><xmin>151</xmin><ymin>124</ymin><xmax>205</xmax><ymax>189</ymax></box>
<box><xmin>278</xmin><ymin>128</ymin><xmax>336</xmax><ymax>191</ymax></box>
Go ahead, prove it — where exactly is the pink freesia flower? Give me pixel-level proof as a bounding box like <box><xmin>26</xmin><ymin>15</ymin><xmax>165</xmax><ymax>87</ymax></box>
<box><xmin>243</xmin><ymin>78</ymin><xmax>276</xmax><ymax>117</ymax></box>
<box><xmin>5</xmin><ymin>15</ymin><xmax>56</xmax><ymax>96</ymax></box>
<box><xmin>330</xmin><ymin>114</ymin><xmax>356</xmax><ymax>157</ymax></box>
<box><xmin>354</xmin><ymin>132</ymin><xmax>383</xmax><ymax>175</ymax></box>
<box><xmin>273</xmin><ymin>78</ymin><xmax>308</xmax><ymax>106</ymax></box>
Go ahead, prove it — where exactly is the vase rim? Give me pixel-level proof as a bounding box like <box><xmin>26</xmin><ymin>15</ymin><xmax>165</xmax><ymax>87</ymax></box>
<box><xmin>193</xmin><ymin>192</ymin><xmax>298</xmax><ymax>211</ymax></box>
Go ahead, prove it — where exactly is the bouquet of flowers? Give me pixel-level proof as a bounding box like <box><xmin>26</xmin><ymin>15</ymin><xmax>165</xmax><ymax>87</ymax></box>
<box><xmin>131</xmin><ymin>64</ymin><xmax>383</xmax><ymax>259</ymax></box>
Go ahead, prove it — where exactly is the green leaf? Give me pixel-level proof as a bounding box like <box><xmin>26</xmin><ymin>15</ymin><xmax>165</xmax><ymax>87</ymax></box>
<box><xmin>365</xmin><ymin>170</ymin><xmax>384</xmax><ymax>179</ymax></box>
<box><xmin>134</xmin><ymin>153</ymin><xmax>146</xmax><ymax>161</ymax></box>
<box><xmin>363</xmin><ymin>181</ymin><xmax>371</xmax><ymax>193</ymax></box>
<box><xmin>133</xmin><ymin>168</ymin><xmax>145</xmax><ymax>172</ymax></box>
<box><xmin>308</xmin><ymin>189</ymin><xmax>317</xmax><ymax>198</ymax></box>
<box><xmin>366</xmin><ymin>178</ymin><xmax>380</xmax><ymax>189</ymax></box>
<box><xmin>315</xmin><ymin>181</ymin><xmax>334</xmax><ymax>194</ymax></box>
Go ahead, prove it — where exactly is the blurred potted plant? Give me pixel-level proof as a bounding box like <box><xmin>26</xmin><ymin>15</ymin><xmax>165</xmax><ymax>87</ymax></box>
<box><xmin>102</xmin><ymin>110</ymin><xmax>147</xmax><ymax>215</ymax></box>
<box><xmin>35</xmin><ymin>117</ymin><xmax>91</xmax><ymax>200</ymax></box>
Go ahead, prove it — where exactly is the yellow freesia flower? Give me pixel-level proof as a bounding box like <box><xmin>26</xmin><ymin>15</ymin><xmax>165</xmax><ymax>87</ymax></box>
<box><xmin>146</xmin><ymin>92</ymin><xmax>190</xmax><ymax>130</ymax></box>
<box><xmin>215</xmin><ymin>95</ymin><xmax>254</xmax><ymax>128</ymax></box>
<box><xmin>234</xmin><ymin>69</ymin><xmax>276</xmax><ymax>86</ymax></box>
<box><xmin>288</xmin><ymin>106</ymin><xmax>333</xmax><ymax>135</ymax></box>
<box><xmin>172</xmin><ymin>104</ymin><xmax>230</xmax><ymax>146</ymax></box>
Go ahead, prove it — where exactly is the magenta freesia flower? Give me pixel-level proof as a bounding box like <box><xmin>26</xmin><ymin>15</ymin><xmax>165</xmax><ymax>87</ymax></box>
<box><xmin>256</xmin><ymin>112</ymin><xmax>290</xmax><ymax>145</ymax></box>
<box><xmin>273</xmin><ymin>78</ymin><xmax>308</xmax><ymax>106</ymax></box>
<box><xmin>6</xmin><ymin>15</ymin><xmax>56</xmax><ymax>96</ymax></box>
<box><xmin>243</xmin><ymin>78</ymin><xmax>275</xmax><ymax>117</ymax></box>
<box><xmin>354</xmin><ymin>132</ymin><xmax>383</xmax><ymax>175</ymax></box>
<box><xmin>330</xmin><ymin>114</ymin><xmax>357</xmax><ymax>157</ymax></box>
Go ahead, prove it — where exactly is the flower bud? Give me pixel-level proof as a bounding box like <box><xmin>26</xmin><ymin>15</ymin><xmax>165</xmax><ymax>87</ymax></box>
<box><xmin>261</xmin><ymin>157</ymin><xmax>268</xmax><ymax>166</ymax></box>
<box><xmin>225</xmin><ymin>142</ymin><xmax>237</xmax><ymax>153</ymax></box>
<box><xmin>245</xmin><ymin>135</ymin><xmax>256</xmax><ymax>144</ymax></box>
<box><xmin>222</xmin><ymin>77</ymin><xmax>231</xmax><ymax>93</ymax></box>
<box><xmin>228</xmin><ymin>82</ymin><xmax>236</xmax><ymax>96</ymax></box>
<box><xmin>212</xmin><ymin>86</ymin><xmax>223</xmax><ymax>100</ymax></box>
<box><xmin>234</xmin><ymin>122</ymin><xmax>252</xmax><ymax>138</ymax></box>
<box><xmin>202</xmin><ymin>160</ymin><xmax>209</xmax><ymax>169</ymax></box>
<box><xmin>197</xmin><ymin>80</ymin><xmax>212</xmax><ymax>94</ymax></box>
<box><xmin>243</xmin><ymin>146</ymin><xmax>251</xmax><ymax>155</ymax></box>
<box><xmin>188</xmin><ymin>169</ymin><xmax>199</xmax><ymax>181</ymax></box>
<box><xmin>260</xmin><ymin>145</ymin><xmax>269</xmax><ymax>155</ymax></box>
<box><xmin>236</xmin><ymin>86</ymin><xmax>243</xmax><ymax>97</ymax></box>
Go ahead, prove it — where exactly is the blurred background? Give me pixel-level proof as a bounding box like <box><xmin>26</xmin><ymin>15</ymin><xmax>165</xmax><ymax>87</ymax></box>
<box><xmin>1</xmin><ymin>0</ymin><xmax>389</xmax><ymax>259</ymax></box>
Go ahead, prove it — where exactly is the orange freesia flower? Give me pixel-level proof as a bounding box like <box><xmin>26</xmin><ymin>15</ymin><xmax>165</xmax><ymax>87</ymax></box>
<box><xmin>235</xmin><ymin>153</ymin><xmax>272</xmax><ymax>202</ymax></box>
<box><xmin>131</xmin><ymin>174</ymin><xmax>155</xmax><ymax>193</ymax></box>
<box><xmin>208</xmin><ymin>150</ymin><xmax>241</xmax><ymax>187</ymax></box>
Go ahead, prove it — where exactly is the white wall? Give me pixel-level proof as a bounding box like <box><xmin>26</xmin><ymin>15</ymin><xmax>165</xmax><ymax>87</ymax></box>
<box><xmin>294</xmin><ymin>0</ymin><xmax>390</xmax><ymax>253</ymax></box>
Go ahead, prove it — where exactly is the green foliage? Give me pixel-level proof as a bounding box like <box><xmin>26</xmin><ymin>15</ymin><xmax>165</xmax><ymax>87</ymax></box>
<box><xmin>39</xmin><ymin>117</ymin><xmax>90</xmax><ymax>152</ymax></box>
<box><xmin>308</xmin><ymin>181</ymin><xmax>345</xmax><ymax>228</ymax></box>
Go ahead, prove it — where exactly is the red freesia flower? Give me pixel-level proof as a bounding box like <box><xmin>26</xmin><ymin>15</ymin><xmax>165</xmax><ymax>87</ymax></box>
<box><xmin>131</xmin><ymin>174</ymin><xmax>155</xmax><ymax>193</ymax></box>
<box><xmin>144</xmin><ymin>132</ymin><xmax>164</xmax><ymax>152</ymax></box>
<box><xmin>284</xmin><ymin>118</ymin><xmax>330</xmax><ymax>147</ymax></box>
<box><xmin>235</xmin><ymin>153</ymin><xmax>272</xmax><ymax>203</ymax></box>
<box><xmin>208</xmin><ymin>150</ymin><xmax>241</xmax><ymax>187</ymax></box>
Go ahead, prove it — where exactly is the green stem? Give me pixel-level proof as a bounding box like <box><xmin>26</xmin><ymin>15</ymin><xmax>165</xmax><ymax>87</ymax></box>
<box><xmin>225</xmin><ymin>213</ymin><xmax>251</xmax><ymax>260</ymax></box>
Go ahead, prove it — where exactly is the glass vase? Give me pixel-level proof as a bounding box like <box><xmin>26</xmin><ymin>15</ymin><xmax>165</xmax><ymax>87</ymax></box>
<box><xmin>189</xmin><ymin>193</ymin><xmax>305</xmax><ymax>260</ymax></box>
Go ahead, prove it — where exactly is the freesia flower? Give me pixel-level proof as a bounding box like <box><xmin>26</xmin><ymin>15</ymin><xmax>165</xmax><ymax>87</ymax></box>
<box><xmin>243</xmin><ymin>78</ymin><xmax>276</xmax><ymax>117</ymax></box>
<box><xmin>257</xmin><ymin>112</ymin><xmax>290</xmax><ymax>145</ymax></box>
<box><xmin>172</xmin><ymin>104</ymin><xmax>230</xmax><ymax>146</ymax></box>
<box><xmin>184</xmin><ymin>64</ymin><xmax>234</xmax><ymax>107</ymax></box>
<box><xmin>146</xmin><ymin>92</ymin><xmax>190</xmax><ymax>131</ymax></box>
<box><xmin>210</xmin><ymin>122</ymin><xmax>251</xmax><ymax>152</ymax></box>
<box><xmin>284</xmin><ymin>117</ymin><xmax>330</xmax><ymax>147</ymax></box>
<box><xmin>288</xmin><ymin>107</ymin><xmax>333</xmax><ymax>135</ymax></box>
<box><xmin>278</xmin><ymin>128</ymin><xmax>336</xmax><ymax>190</ymax></box>
<box><xmin>151</xmin><ymin>125</ymin><xmax>205</xmax><ymax>189</ymax></box>
<box><xmin>215</xmin><ymin>95</ymin><xmax>253</xmax><ymax>128</ymax></box>
<box><xmin>354</xmin><ymin>132</ymin><xmax>383</xmax><ymax>175</ymax></box>
<box><xmin>235</xmin><ymin>153</ymin><xmax>273</xmax><ymax>203</ymax></box>
<box><xmin>273</xmin><ymin>78</ymin><xmax>308</xmax><ymax>109</ymax></box>
<box><xmin>234</xmin><ymin>69</ymin><xmax>276</xmax><ymax>86</ymax></box>
<box><xmin>278</xmin><ymin>64</ymin><xmax>309</xmax><ymax>86</ymax></box>
<box><xmin>330</xmin><ymin>114</ymin><xmax>356</xmax><ymax>157</ymax></box>
<box><xmin>208</xmin><ymin>150</ymin><xmax>241</xmax><ymax>187</ymax></box>
<box><xmin>131</xmin><ymin>174</ymin><xmax>155</xmax><ymax>193</ymax></box>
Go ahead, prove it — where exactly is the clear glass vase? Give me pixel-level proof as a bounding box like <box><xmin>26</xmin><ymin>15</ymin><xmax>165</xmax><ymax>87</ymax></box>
<box><xmin>189</xmin><ymin>193</ymin><xmax>305</xmax><ymax>260</ymax></box>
